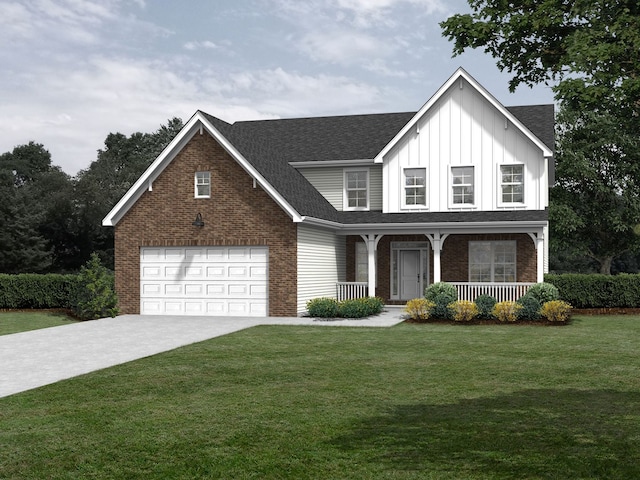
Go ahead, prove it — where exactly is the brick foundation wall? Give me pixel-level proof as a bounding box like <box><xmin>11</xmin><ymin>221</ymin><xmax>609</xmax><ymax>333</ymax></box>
<box><xmin>113</xmin><ymin>131</ymin><xmax>298</xmax><ymax>316</ymax></box>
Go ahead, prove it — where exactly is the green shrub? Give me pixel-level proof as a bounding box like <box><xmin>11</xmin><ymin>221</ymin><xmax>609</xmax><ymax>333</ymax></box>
<box><xmin>544</xmin><ymin>273</ymin><xmax>640</xmax><ymax>308</ymax></box>
<box><xmin>517</xmin><ymin>294</ymin><xmax>542</xmax><ymax>321</ymax></box>
<box><xmin>448</xmin><ymin>300</ymin><xmax>479</xmax><ymax>322</ymax></box>
<box><xmin>425</xmin><ymin>282</ymin><xmax>457</xmax><ymax>302</ymax></box>
<box><xmin>474</xmin><ymin>295</ymin><xmax>496</xmax><ymax>319</ymax></box>
<box><xmin>526</xmin><ymin>282</ymin><xmax>560</xmax><ymax>304</ymax></box>
<box><xmin>71</xmin><ymin>253</ymin><xmax>119</xmax><ymax>320</ymax></box>
<box><xmin>492</xmin><ymin>301</ymin><xmax>523</xmax><ymax>323</ymax></box>
<box><xmin>307</xmin><ymin>297</ymin><xmax>339</xmax><ymax>317</ymax></box>
<box><xmin>425</xmin><ymin>283</ymin><xmax>457</xmax><ymax>320</ymax></box>
<box><xmin>404</xmin><ymin>298</ymin><xmax>435</xmax><ymax>320</ymax></box>
<box><xmin>307</xmin><ymin>296</ymin><xmax>384</xmax><ymax>318</ymax></box>
<box><xmin>338</xmin><ymin>297</ymin><xmax>384</xmax><ymax>318</ymax></box>
<box><xmin>540</xmin><ymin>300</ymin><xmax>573</xmax><ymax>322</ymax></box>
<box><xmin>0</xmin><ymin>273</ymin><xmax>80</xmax><ymax>309</ymax></box>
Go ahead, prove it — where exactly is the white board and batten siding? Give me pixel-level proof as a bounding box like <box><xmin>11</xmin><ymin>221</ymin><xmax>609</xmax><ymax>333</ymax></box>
<box><xmin>299</xmin><ymin>166</ymin><xmax>383</xmax><ymax>211</ymax></box>
<box><xmin>297</xmin><ymin>224</ymin><xmax>346</xmax><ymax>314</ymax></box>
<box><xmin>383</xmin><ymin>78</ymin><xmax>548</xmax><ymax>213</ymax></box>
<box><xmin>140</xmin><ymin>246</ymin><xmax>268</xmax><ymax>316</ymax></box>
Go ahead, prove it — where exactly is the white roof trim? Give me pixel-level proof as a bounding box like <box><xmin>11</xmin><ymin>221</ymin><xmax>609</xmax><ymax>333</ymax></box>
<box><xmin>373</xmin><ymin>67</ymin><xmax>553</xmax><ymax>163</ymax></box>
<box><xmin>102</xmin><ymin>111</ymin><xmax>303</xmax><ymax>226</ymax></box>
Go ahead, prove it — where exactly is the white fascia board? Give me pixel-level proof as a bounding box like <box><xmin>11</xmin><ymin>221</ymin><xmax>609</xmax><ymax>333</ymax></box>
<box><xmin>373</xmin><ymin>67</ymin><xmax>553</xmax><ymax>163</ymax></box>
<box><xmin>299</xmin><ymin>216</ymin><xmax>344</xmax><ymax>229</ymax></box>
<box><xmin>337</xmin><ymin>220</ymin><xmax>548</xmax><ymax>236</ymax></box>
<box><xmin>290</xmin><ymin>159</ymin><xmax>374</xmax><ymax>168</ymax></box>
<box><xmin>102</xmin><ymin>111</ymin><xmax>303</xmax><ymax>226</ymax></box>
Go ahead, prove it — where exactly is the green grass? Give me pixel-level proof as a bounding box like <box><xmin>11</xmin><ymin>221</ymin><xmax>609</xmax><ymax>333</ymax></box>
<box><xmin>1</xmin><ymin>316</ymin><xmax>639</xmax><ymax>479</ymax></box>
<box><xmin>0</xmin><ymin>311</ymin><xmax>77</xmax><ymax>336</ymax></box>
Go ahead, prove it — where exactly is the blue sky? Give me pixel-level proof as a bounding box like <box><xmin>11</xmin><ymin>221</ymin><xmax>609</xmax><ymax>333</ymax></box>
<box><xmin>0</xmin><ymin>0</ymin><xmax>554</xmax><ymax>175</ymax></box>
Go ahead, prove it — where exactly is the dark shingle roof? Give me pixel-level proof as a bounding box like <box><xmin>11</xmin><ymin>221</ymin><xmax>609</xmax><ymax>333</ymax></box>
<box><xmin>201</xmin><ymin>103</ymin><xmax>554</xmax><ymax>223</ymax></box>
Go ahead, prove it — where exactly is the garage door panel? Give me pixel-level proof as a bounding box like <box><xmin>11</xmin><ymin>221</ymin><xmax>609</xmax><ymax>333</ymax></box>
<box><xmin>140</xmin><ymin>246</ymin><xmax>268</xmax><ymax>316</ymax></box>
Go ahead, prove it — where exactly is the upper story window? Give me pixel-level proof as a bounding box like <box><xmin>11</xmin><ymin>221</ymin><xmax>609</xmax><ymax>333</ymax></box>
<box><xmin>404</xmin><ymin>168</ymin><xmax>426</xmax><ymax>207</ymax></box>
<box><xmin>451</xmin><ymin>166</ymin><xmax>474</xmax><ymax>205</ymax></box>
<box><xmin>344</xmin><ymin>169</ymin><xmax>369</xmax><ymax>210</ymax></box>
<box><xmin>500</xmin><ymin>165</ymin><xmax>524</xmax><ymax>203</ymax></box>
<box><xmin>195</xmin><ymin>171</ymin><xmax>211</xmax><ymax>198</ymax></box>
<box><xmin>469</xmin><ymin>241</ymin><xmax>516</xmax><ymax>283</ymax></box>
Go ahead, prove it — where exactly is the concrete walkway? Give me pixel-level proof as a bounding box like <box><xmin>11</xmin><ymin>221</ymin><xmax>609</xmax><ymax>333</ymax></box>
<box><xmin>0</xmin><ymin>307</ymin><xmax>405</xmax><ymax>399</ymax></box>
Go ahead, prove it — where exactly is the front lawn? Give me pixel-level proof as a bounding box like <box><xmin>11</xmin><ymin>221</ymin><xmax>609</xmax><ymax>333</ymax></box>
<box><xmin>0</xmin><ymin>311</ymin><xmax>77</xmax><ymax>336</ymax></box>
<box><xmin>1</xmin><ymin>316</ymin><xmax>639</xmax><ymax>479</ymax></box>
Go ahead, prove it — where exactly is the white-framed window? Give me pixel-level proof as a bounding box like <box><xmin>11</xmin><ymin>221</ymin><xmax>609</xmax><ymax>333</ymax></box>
<box><xmin>344</xmin><ymin>169</ymin><xmax>369</xmax><ymax>210</ymax></box>
<box><xmin>451</xmin><ymin>166</ymin><xmax>474</xmax><ymax>206</ymax></box>
<box><xmin>355</xmin><ymin>242</ymin><xmax>368</xmax><ymax>282</ymax></box>
<box><xmin>469</xmin><ymin>241</ymin><xmax>516</xmax><ymax>283</ymax></box>
<box><xmin>195</xmin><ymin>171</ymin><xmax>211</xmax><ymax>198</ymax></box>
<box><xmin>500</xmin><ymin>164</ymin><xmax>524</xmax><ymax>204</ymax></box>
<box><xmin>403</xmin><ymin>168</ymin><xmax>427</xmax><ymax>207</ymax></box>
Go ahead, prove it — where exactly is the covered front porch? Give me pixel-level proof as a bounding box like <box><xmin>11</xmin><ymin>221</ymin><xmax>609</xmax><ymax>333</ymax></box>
<box><xmin>336</xmin><ymin>224</ymin><xmax>547</xmax><ymax>303</ymax></box>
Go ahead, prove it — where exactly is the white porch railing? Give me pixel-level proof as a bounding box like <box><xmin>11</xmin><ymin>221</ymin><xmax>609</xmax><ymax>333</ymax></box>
<box><xmin>451</xmin><ymin>282</ymin><xmax>535</xmax><ymax>302</ymax></box>
<box><xmin>336</xmin><ymin>282</ymin><xmax>368</xmax><ymax>301</ymax></box>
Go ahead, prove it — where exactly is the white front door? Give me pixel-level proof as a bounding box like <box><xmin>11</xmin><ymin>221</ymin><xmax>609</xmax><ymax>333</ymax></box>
<box><xmin>400</xmin><ymin>250</ymin><xmax>421</xmax><ymax>300</ymax></box>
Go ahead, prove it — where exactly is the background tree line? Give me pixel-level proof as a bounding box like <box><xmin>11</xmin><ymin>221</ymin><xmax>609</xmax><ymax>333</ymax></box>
<box><xmin>0</xmin><ymin>118</ymin><xmax>183</xmax><ymax>273</ymax></box>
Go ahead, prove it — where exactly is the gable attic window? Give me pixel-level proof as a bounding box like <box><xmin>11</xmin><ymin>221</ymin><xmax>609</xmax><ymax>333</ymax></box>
<box><xmin>404</xmin><ymin>168</ymin><xmax>427</xmax><ymax>207</ymax></box>
<box><xmin>451</xmin><ymin>166</ymin><xmax>474</xmax><ymax>206</ymax></box>
<box><xmin>195</xmin><ymin>171</ymin><xmax>211</xmax><ymax>198</ymax></box>
<box><xmin>344</xmin><ymin>169</ymin><xmax>369</xmax><ymax>210</ymax></box>
<box><xmin>500</xmin><ymin>164</ymin><xmax>524</xmax><ymax>204</ymax></box>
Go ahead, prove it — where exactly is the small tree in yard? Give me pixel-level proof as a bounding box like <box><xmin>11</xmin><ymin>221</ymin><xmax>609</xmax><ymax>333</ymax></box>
<box><xmin>73</xmin><ymin>253</ymin><xmax>119</xmax><ymax>320</ymax></box>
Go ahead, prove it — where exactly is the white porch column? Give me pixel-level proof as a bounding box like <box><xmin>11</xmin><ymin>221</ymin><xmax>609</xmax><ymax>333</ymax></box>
<box><xmin>426</xmin><ymin>232</ymin><xmax>446</xmax><ymax>284</ymax></box>
<box><xmin>360</xmin><ymin>234</ymin><xmax>384</xmax><ymax>297</ymax></box>
<box><xmin>528</xmin><ymin>231</ymin><xmax>545</xmax><ymax>283</ymax></box>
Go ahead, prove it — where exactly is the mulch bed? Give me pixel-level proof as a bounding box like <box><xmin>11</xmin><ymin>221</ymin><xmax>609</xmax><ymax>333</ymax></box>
<box><xmin>403</xmin><ymin>318</ymin><xmax>568</xmax><ymax>326</ymax></box>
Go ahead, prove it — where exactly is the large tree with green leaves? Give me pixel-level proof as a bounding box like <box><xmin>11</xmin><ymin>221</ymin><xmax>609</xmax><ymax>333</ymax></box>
<box><xmin>550</xmin><ymin>106</ymin><xmax>640</xmax><ymax>274</ymax></box>
<box><xmin>74</xmin><ymin>118</ymin><xmax>183</xmax><ymax>268</ymax></box>
<box><xmin>441</xmin><ymin>0</ymin><xmax>640</xmax><ymax>274</ymax></box>
<box><xmin>440</xmin><ymin>1</ymin><xmax>640</xmax><ymax>111</ymax></box>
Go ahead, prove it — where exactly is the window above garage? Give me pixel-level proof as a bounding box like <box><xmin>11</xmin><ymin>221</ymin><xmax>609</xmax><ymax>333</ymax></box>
<box><xmin>195</xmin><ymin>172</ymin><xmax>211</xmax><ymax>198</ymax></box>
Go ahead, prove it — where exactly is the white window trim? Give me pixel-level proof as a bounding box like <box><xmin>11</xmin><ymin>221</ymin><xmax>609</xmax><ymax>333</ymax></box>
<box><xmin>449</xmin><ymin>165</ymin><xmax>476</xmax><ymax>209</ymax></box>
<box><xmin>498</xmin><ymin>163</ymin><xmax>525</xmax><ymax>207</ymax></box>
<box><xmin>194</xmin><ymin>171</ymin><xmax>211</xmax><ymax>198</ymax></box>
<box><xmin>343</xmin><ymin>168</ymin><xmax>370</xmax><ymax>211</ymax></box>
<box><xmin>401</xmin><ymin>167</ymin><xmax>428</xmax><ymax>210</ymax></box>
<box><xmin>468</xmin><ymin>241</ymin><xmax>517</xmax><ymax>283</ymax></box>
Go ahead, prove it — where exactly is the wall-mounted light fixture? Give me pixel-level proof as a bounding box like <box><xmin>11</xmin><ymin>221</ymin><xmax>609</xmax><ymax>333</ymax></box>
<box><xmin>192</xmin><ymin>213</ymin><xmax>204</xmax><ymax>227</ymax></box>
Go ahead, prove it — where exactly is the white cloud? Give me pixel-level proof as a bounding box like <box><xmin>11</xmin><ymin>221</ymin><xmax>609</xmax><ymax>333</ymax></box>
<box><xmin>183</xmin><ymin>40</ymin><xmax>219</xmax><ymax>51</ymax></box>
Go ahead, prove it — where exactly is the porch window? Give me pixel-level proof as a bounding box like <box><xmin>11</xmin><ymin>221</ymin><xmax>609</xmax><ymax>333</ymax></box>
<box><xmin>355</xmin><ymin>242</ymin><xmax>368</xmax><ymax>282</ymax></box>
<box><xmin>195</xmin><ymin>172</ymin><xmax>211</xmax><ymax>198</ymax></box>
<box><xmin>344</xmin><ymin>170</ymin><xmax>368</xmax><ymax>210</ymax></box>
<box><xmin>451</xmin><ymin>166</ymin><xmax>474</xmax><ymax>205</ymax></box>
<box><xmin>469</xmin><ymin>241</ymin><xmax>516</xmax><ymax>283</ymax></box>
<box><xmin>404</xmin><ymin>168</ymin><xmax>426</xmax><ymax>207</ymax></box>
<box><xmin>500</xmin><ymin>165</ymin><xmax>524</xmax><ymax>203</ymax></box>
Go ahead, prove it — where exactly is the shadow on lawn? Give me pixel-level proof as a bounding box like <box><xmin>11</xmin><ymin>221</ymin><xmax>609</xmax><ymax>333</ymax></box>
<box><xmin>333</xmin><ymin>389</ymin><xmax>640</xmax><ymax>478</ymax></box>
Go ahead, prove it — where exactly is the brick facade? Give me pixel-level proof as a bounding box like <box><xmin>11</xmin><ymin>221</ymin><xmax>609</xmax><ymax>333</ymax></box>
<box><xmin>114</xmin><ymin>131</ymin><xmax>298</xmax><ymax>316</ymax></box>
<box><xmin>347</xmin><ymin>233</ymin><xmax>537</xmax><ymax>302</ymax></box>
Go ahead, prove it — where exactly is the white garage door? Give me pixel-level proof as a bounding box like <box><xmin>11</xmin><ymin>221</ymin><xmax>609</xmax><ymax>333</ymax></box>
<box><xmin>140</xmin><ymin>246</ymin><xmax>268</xmax><ymax>316</ymax></box>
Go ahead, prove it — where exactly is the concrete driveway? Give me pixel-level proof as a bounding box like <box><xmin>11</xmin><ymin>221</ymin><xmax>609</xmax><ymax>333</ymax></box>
<box><xmin>0</xmin><ymin>308</ymin><xmax>404</xmax><ymax>398</ymax></box>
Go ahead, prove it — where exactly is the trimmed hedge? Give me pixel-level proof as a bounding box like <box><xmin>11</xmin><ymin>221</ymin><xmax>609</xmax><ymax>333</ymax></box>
<box><xmin>0</xmin><ymin>274</ymin><xmax>80</xmax><ymax>309</ymax></box>
<box><xmin>307</xmin><ymin>296</ymin><xmax>385</xmax><ymax>318</ymax></box>
<box><xmin>545</xmin><ymin>273</ymin><xmax>640</xmax><ymax>309</ymax></box>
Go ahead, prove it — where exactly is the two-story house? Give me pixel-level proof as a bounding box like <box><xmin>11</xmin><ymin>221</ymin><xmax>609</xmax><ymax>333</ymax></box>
<box><xmin>103</xmin><ymin>68</ymin><xmax>554</xmax><ymax>317</ymax></box>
